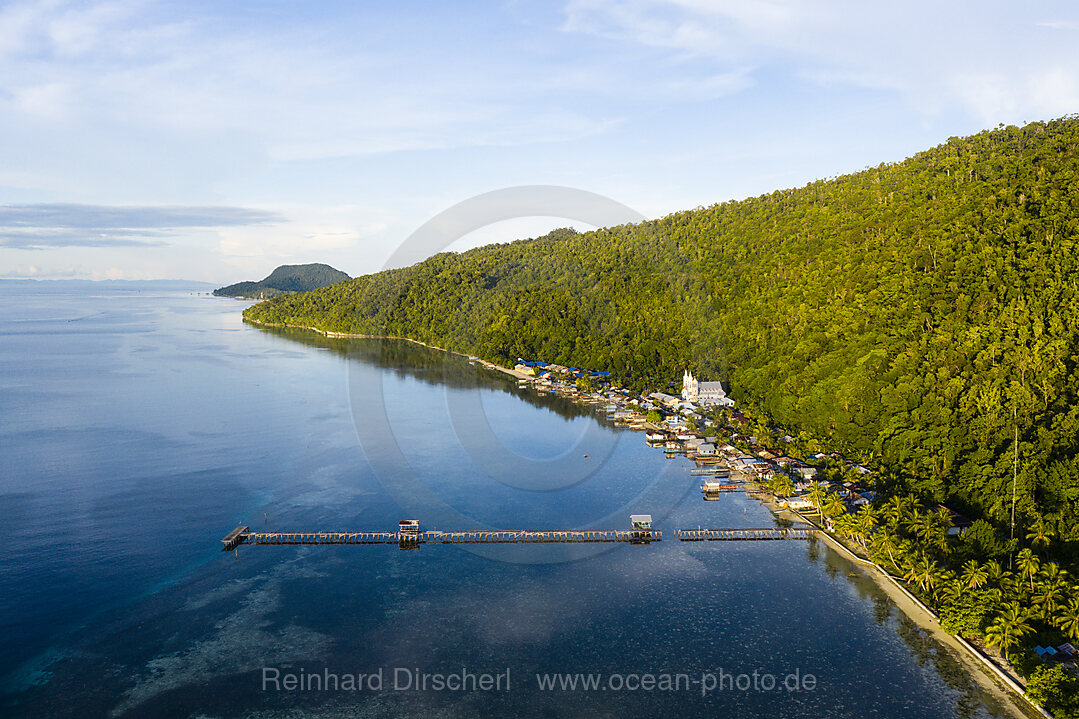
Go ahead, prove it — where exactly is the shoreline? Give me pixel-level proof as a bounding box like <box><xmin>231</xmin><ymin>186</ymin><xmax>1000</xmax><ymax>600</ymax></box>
<box><xmin>242</xmin><ymin>318</ymin><xmax>535</xmax><ymax>380</ymax></box>
<box><xmin>790</xmin><ymin>512</ymin><xmax>1046</xmax><ymax>719</ymax></box>
<box><xmin>245</xmin><ymin>316</ymin><xmax>1047</xmax><ymax>718</ymax></box>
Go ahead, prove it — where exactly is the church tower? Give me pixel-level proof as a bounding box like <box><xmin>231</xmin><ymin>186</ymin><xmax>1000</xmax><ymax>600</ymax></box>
<box><xmin>682</xmin><ymin>369</ymin><xmax>699</xmax><ymax>402</ymax></box>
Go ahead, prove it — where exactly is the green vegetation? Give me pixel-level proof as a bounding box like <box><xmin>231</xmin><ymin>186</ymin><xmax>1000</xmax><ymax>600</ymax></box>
<box><xmin>246</xmin><ymin>118</ymin><xmax>1079</xmax><ymax>548</ymax></box>
<box><xmin>845</xmin><ymin>495</ymin><xmax>1079</xmax><ymax>716</ymax></box>
<box><xmin>1028</xmin><ymin>665</ymin><xmax>1079</xmax><ymax>717</ymax></box>
<box><xmin>214</xmin><ymin>263</ymin><xmax>349</xmax><ymax>298</ymax></box>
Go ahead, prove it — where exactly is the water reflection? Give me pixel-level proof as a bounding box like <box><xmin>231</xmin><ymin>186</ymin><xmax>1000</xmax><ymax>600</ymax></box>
<box><xmin>252</xmin><ymin>324</ymin><xmax>599</xmax><ymax>423</ymax></box>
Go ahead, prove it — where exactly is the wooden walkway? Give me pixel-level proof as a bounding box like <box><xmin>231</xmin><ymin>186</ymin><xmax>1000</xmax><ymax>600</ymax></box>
<box><xmin>676</xmin><ymin>527</ymin><xmax>816</xmax><ymax>541</ymax></box>
<box><xmin>222</xmin><ymin>527</ymin><xmax>661</xmax><ymax>550</ymax></box>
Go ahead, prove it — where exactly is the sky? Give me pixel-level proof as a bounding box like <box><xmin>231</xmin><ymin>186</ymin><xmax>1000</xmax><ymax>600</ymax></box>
<box><xmin>1</xmin><ymin>0</ymin><xmax>1078</xmax><ymax>282</ymax></box>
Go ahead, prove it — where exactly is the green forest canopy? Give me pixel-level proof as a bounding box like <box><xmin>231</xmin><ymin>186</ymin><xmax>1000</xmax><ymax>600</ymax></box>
<box><xmin>245</xmin><ymin>117</ymin><xmax>1079</xmax><ymax>544</ymax></box>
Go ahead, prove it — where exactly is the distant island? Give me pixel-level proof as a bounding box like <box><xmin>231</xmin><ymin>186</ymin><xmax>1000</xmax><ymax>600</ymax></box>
<box><xmin>213</xmin><ymin>263</ymin><xmax>349</xmax><ymax>299</ymax></box>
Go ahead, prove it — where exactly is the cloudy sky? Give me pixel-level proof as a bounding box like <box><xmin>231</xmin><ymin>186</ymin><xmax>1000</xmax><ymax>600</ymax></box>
<box><xmin>1</xmin><ymin>0</ymin><xmax>1077</xmax><ymax>281</ymax></box>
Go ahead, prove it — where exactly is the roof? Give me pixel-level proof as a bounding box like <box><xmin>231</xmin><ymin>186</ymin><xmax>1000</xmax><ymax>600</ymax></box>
<box><xmin>937</xmin><ymin>504</ymin><xmax>973</xmax><ymax>527</ymax></box>
<box><xmin>630</xmin><ymin>514</ymin><xmax>653</xmax><ymax>523</ymax></box>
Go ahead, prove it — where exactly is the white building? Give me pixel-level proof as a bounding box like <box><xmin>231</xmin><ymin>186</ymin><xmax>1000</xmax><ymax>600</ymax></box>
<box><xmin>648</xmin><ymin>392</ymin><xmax>682</xmax><ymax>409</ymax></box>
<box><xmin>682</xmin><ymin>370</ymin><xmax>734</xmax><ymax>407</ymax></box>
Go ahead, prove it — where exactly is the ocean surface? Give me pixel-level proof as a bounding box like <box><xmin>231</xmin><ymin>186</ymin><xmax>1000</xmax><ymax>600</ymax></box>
<box><xmin>0</xmin><ymin>281</ymin><xmax>1026</xmax><ymax>718</ymax></box>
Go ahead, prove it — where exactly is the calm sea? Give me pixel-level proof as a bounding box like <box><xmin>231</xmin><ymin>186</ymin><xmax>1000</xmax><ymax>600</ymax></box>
<box><xmin>0</xmin><ymin>281</ymin><xmax>1025</xmax><ymax>718</ymax></box>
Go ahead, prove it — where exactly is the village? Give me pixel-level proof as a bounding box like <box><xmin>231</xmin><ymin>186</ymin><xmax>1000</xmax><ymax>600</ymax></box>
<box><xmin>482</xmin><ymin>357</ymin><xmax>961</xmax><ymax>533</ymax></box>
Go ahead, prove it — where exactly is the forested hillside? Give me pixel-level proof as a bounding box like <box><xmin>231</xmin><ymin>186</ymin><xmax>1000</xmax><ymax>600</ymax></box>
<box><xmin>214</xmin><ymin>262</ymin><xmax>349</xmax><ymax>298</ymax></box>
<box><xmin>245</xmin><ymin>118</ymin><xmax>1079</xmax><ymax>543</ymax></box>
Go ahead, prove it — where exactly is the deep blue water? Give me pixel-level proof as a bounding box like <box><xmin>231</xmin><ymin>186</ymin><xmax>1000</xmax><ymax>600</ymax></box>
<box><xmin>0</xmin><ymin>282</ymin><xmax>1027</xmax><ymax>718</ymax></box>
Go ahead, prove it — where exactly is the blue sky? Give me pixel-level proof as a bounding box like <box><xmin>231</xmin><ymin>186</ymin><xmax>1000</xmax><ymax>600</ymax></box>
<box><xmin>1</xmin><ymin>0</ymin><xmax>1077</xmax><ymax>281</ymax></box>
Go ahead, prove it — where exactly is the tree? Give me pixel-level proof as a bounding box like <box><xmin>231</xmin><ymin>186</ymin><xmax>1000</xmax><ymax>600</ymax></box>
<box><xmin>939</xmin><ymin>589</ymin><xmax>994</xmax><ymax>638</ymax></box>
<box><xmin>645</xmin><ymin>409</ymin><xmax>662</xmax><ymax>424</ymax></box>
<box><xmin>1056</xmin><ymin>596</ymin><xmax>1079</xmax><ymax>643</ymax></box>
<box><xmin>960</xmin><ymin>560</ymin><xmax>989</xmax><ymax>589</ymax></box>
<box><xmin>984</xmin><ymin>560</ymin><xmax>1008</xmax><ymax>586</ymax></box>
<box><xmin>1025</xmin><ymin>516</ymin><xmax>1053</xmax><ymax>551</ymax></box>
<box><xmin>1026</xmin><ymin>665</ymin><xmax>1079</xmax><ymax>717</ymax></box>
<box><xmin>823</xmin><ymin>492</ymin><xmax>846</xmax><ymax>518</ymax></box>
<box><xmin>839</xmin><ymin>505</ymin><xmax>876</xmax><ymax>552</ymax></box>
<box><xmin>869</xmin><ymin>531</ymin><xmax>905</xmax><ymax>574</ymax></box>
<box><xmin>1016</xmin><ymin>548</ymin><xmax>1041</xmax><ymax>593</ymax></box>
<box><xmin>769</xmin><ymin>473</ymin><xmax>795</xmax><ymax>498</ymax></box>
<box><xmin>984</xmin><ymin>603</ymin><xmax>1033</xmax><ymax>659</ymax></box>
<box><xmin>1034</xmin><ymin>572</ymin><xmax>1070</xmax><ymax>622</ymax></box>
<box><xmin>880</xmin><ymin>496</ymin><xmax>913</xmax><ymax>532</ymax></box>
<box><xmin>807</xmin><ymin>481</ymin><xmax>827</xmax><ymax>518</ymax></box>
<box><xmin>934</xmin><ymin>570</ymin><xmax>960</xmax><ymax>604</ymax></box>
<box><xmin>957</xmin><ymin>520</ymin><xmax>1009</xmax><ymax>561</ymax></box>
<box><xmin>904</xmin><ymin>553</ymin><xmax>942</xmax><ymax>594</ymax></box>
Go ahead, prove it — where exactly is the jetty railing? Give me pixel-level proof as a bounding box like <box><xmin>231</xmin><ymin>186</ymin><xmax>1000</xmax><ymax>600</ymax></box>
<box><xmin>676</xmin><ymin>527</ymin><xmax>817</xmax><ymax>541</ymax></box>
<box><xmin>222</xmin><ymin>527</ymin><xmax>661</xmax><ymax>550</ymax></box>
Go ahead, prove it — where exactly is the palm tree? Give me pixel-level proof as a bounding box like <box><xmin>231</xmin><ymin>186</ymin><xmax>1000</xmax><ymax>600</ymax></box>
<box><xmin>984</xmin><ymin>603</ymin><xmax>1033</xmax><ymax>659</ymax></box>
<box><xmin>849</xmin><ymin>505</ymin><xmax>877</xmax><ymax>552</ymax></box>
<box><xmin>904</xmin><ymin>553</ymin><xmax>942</xmax><ymax>594</ymax></box>
<box><xmin>834</xmin><ymin>508</ymin><xmax>874</xmax><ymax>553</ymax></box>
<box><xmin>869</xmin><ymin>532</ymin><xmax>903</xmax><ymax>574</ymax></box>
<box><xmin>1039</xmin><ymin>562</ymin><xmax>1069</xmax><ymax>584</ymax></box>
<box><xmin>1016</xmin><ymin>548</ymin><xmax>1041</xmax><ymax>593</ymax></box>
<box><xmin>934</xmin><ymin>505</ymin><xmax>953</xmax><ymax>530</ymax></box>
<box><xmin>902</xmin><ymin>508</ymin><xmax>923</xmax><ymax>535</ymax></box>
<box><xmin>1033</xmin><ymin>573</ymin><xmax>1069</xmax><ymax>622</ymax></box>
<box><xmin>1025</xmin><ymin>516</ymin><xmax>1053</xmax><ymax>551</ymax></box>
<box><xmin>880</xmin><ymin>496</ymin><xmax>909</xmax><ymax>531</ymax></box>
<box><xmin>833</xmin><ymin>513</ymin><xmax>857</xmax><ymax>545</ymax></box>
<box><xmin>823</xmin><ymin>492</ymin><xmax>846</xmax><ymax>518</ymax></box>
<box><xmin>930</xmin><ymin>526</ymin><xmax>950</xmax><ymax>555</ymax></box>
<box><xmin>911</xmin><ymin>512</ymin><xmax>938</xmax><ymax>545</ymax></box>
<box><xmin>985</xmin><ymin>560</ymin><xmax>1008</xmax><ymax>586</ymax></box>
<box><xmin>807</xmin><ymin>481</ymin><xmax>827</xmax><ymax>518</ymax></box>
<box><xmin>935</xmin><ymin>570</ymin><xmax>960</xmax><ymax>604</ymax></box>
<box><xmin>769</xmin><ymin>473</ymin><xmax>794</xmax><ymax>499</ymax></box>
<box><xmin>960</xmin><ymin>560</ymin><xmax>989</xmax><ymax>590</ymax></box>
<box><xmin>1055</xmin><ymin>595</ymin><xmax>1079</xmax><ymax>642</ymax></box>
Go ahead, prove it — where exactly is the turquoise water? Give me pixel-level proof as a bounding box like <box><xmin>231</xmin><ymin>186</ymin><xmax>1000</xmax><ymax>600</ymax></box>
<box><xmin>0</xmin><ymin>282</ymin><xmax>1024</xmax><ymax>717</ymax></box>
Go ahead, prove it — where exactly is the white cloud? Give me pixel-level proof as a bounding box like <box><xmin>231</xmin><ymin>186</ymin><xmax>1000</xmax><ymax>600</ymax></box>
<box><xmin>1037</xmin><ymin>20</ymin><xmax>1079</xmax><ymax>30</ymax></box>
<box><xmin>562</xmin><ymin>0</ymin><xmax>1079</xmax><ymax>124</ymax></box>
<box><xmin>0</xmin><ymin>1</ymin><xmax>617</xmax><ymax>162</ymax></box>
<box><xmin>11</xmin><ymin>81</ymin><xmax>71</xmax><ymax>120</ymax></box>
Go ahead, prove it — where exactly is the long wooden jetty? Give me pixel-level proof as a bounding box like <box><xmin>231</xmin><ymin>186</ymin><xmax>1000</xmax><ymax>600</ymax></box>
<box><xmin>222</xmin><ymin>527</ymin><xmax>660</xmax><ymax>550</ymax></box>
<box><xmin>676</xmin><ymin>527</ymin><xmax>817</xmax><ymax>541</ymax></box>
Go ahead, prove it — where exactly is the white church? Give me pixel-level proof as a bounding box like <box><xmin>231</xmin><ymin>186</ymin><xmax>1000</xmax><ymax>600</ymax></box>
<box><xmin>682</xmin><ymin>370</ymin><xmax>734</xmax><ymax>407</ymax></box>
